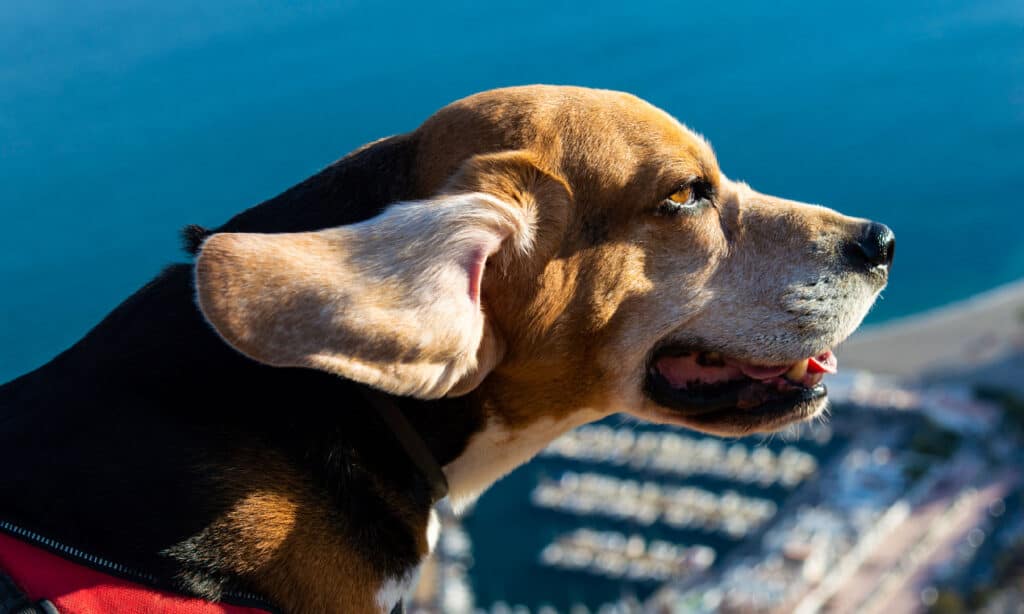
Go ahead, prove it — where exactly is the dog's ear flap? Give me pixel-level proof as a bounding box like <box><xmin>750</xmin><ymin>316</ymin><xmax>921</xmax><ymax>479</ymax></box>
<box><xmin>194</xmin><ymin>152</ymin><xmax>567</xmax><ymax>399</ymax></box>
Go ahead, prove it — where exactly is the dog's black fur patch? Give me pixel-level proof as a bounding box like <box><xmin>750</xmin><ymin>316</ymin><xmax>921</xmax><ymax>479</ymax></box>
<box><xmin>0</xmin><ymin>133</ymin><xmax>484</xmax><ymax>601</ymax></box>
<box><xmin>581</xmin><ymin>213</ymin><xmax>610</xmax><ymax>245</ymax></box>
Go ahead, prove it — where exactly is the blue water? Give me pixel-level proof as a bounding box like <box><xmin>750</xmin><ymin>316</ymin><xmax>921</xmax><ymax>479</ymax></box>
<box><xmin>2</xmin><ymin>1</ymin><xmax>1023</xmax><ymax>381</ymax></box>
<box><xmin>2</xmin><ymin>1</ymin><xmax>1023</xmax><ymax>608</ymax></box>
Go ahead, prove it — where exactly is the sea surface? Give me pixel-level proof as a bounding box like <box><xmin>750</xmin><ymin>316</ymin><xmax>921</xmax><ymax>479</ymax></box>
<box><xmin>2</xmin><ymin>1</ymin><xmax>1023</xmax><ymax>381</ymax></box>
<box><xmin>2</xmin><ymin>0</ymin><xmax>1023</xmax><ymax>609</ymax></box>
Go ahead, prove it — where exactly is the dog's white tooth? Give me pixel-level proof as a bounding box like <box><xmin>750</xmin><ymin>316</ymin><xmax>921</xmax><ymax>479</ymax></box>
<box><xmin>785</xmin><ymin>359</ymin><xmax>808</xmax><ymax>381</ymax></box>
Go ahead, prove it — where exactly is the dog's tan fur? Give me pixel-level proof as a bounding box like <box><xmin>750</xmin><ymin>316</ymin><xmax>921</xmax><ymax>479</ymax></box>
<box><xmin>192</xmin><ymin>85</ymin><xmax>885</xmax><ymax>612</ymax></box>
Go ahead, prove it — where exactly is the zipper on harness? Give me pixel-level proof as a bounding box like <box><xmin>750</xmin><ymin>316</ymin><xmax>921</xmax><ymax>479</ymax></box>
<box><xmin>0</xmin><ymin>520</ymin><xmax>276</xmax><ymax>610</ymax></box>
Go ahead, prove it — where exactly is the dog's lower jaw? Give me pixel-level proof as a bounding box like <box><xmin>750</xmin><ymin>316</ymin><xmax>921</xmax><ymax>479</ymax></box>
<box><xmin>442</xmin><ymin>408</ymin><xmax>608</xmax><ymax>513</ymax></box>
<box><xmin>636</xmin><ymin>391</ymin><xmax>829</xmax><ymax>438</ymax></box>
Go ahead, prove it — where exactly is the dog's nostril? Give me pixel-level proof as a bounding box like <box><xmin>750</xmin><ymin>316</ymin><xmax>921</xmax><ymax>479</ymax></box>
<box><xmin>851</xmin><ymin>221</ymin><xmax>895</xmax><ymax>271</ymax></box>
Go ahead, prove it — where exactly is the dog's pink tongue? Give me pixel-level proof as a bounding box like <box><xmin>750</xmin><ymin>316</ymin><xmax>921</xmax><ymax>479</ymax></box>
<box><xmin>808</xmin><ymin>350</ymin><xmax>838</xmax><ymax>374</ymax></box>
<box><xmin>655</xmin><ymin>354</ymin><xmax>743</xmax><ymax>389</ymax></box>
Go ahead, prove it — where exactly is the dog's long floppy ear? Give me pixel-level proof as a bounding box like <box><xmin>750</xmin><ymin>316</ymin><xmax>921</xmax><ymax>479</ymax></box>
<box><xmin>194</xmin><ymin>152</ymin><xmax>568</xmax><ymax>399</ymax></box>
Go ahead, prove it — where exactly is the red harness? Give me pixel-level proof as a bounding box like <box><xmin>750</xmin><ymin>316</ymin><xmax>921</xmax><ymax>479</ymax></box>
<box><xmin>0</xmin><ymin>530</ymin><xmax>273</xmax><ymax>614</ymax></box>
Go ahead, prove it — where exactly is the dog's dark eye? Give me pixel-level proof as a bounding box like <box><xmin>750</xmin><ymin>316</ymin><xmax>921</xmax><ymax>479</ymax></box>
<box><xmin>655</xmin><ymin>184</ymin><xmax>707</xmax><ymax>217</ymax></box>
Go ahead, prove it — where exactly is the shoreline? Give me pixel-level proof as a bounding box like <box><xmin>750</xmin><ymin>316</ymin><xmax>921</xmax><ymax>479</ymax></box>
<box><xmin>838</xmin><ymin>278</ymin><xmax>1024</xmax><ymax>383</ymax></box>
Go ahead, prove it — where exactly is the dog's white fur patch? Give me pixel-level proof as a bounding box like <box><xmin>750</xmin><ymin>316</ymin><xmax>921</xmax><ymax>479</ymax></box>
<box><xmin>375</xmin><ymin>568</ymin><xmax>416</xmax><ymax>613</ymax></box>
<box><xmin>374</xmin><ymin>508</ymin><xmax>440</xmax><ymax>613</ymax></box>
<box><xmin>426</xmin><ymin>508</ymin><xmax>441</xmax><ymax>552</ymax></box>
<box><xmin>443</xmin><ymin>411</ymin><xmax>605</xmax><ymax>513</ymax></box>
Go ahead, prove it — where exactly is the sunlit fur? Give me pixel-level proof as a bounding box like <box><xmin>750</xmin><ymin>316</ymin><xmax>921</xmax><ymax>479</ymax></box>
<box><xmin>192</xmin><ymin>85</ymin><xmax>887</xmax><ymax>610</ymax></box>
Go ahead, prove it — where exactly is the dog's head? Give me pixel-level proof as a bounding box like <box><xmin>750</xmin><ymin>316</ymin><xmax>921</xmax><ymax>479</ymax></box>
<box><xmin>194</xmin><ymin>85</ymin><xmax>892</xmax><ymax>443</ymax></box>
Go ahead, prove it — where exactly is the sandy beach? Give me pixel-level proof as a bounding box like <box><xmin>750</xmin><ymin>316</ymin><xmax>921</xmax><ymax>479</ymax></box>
<box><xmin>838</xmin><ymin>278</ymin><xmax>1024</xmax><ymax>389</ymax></box>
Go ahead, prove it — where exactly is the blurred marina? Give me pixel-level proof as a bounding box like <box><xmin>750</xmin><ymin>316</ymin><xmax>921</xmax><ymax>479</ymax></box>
<box><xmin>531</xmin><ymin>471</ymin><xmax>778</xmax><ymax>538</ymax></box>
<box><xmin>539</xmin><ymin>529</ymin><xmax>716</xmax><ymax>583</ymax></box>
<box><xmin>540</xmin><ymin>427</ymin><xmax>819</xmax><ymax>489</ymax></box>
<box><xmin>409</xmin><ymin>278</ymin><xmax>1024</xmax><ymax>614</ymax></box>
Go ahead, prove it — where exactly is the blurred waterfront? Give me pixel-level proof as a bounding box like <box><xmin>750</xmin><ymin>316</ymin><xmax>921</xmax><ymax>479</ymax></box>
<box><xmin>412</xmin><ymin>281</ymin><xmax>1024</xmax><ymax>613</ymax></box>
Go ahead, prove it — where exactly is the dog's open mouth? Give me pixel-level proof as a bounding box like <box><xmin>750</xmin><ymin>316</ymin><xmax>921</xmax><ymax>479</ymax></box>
<box><xmin>644</xmin><ymin>346</ymin><xmax>836</xmax><ymax>425</ymax></box>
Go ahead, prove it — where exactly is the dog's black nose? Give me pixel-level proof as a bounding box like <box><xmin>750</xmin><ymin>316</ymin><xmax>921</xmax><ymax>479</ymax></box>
<box><xmin>851</xmin><ymin>221</ymin><xmax>895</xmax><ymax>270</ymax></box>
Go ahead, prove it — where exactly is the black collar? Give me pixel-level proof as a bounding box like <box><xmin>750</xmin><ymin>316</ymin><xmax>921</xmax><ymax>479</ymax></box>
<box><xmin>359</xmin><ymin>387</ymin><xmax>449</xmax><ymax>504</ymax></box>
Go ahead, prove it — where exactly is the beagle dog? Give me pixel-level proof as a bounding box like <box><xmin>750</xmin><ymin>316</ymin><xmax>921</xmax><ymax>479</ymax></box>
<box><xmin>0</xmin><ymin>85</ymin><xmax>893</xmax><ymax>613</ymax></box>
